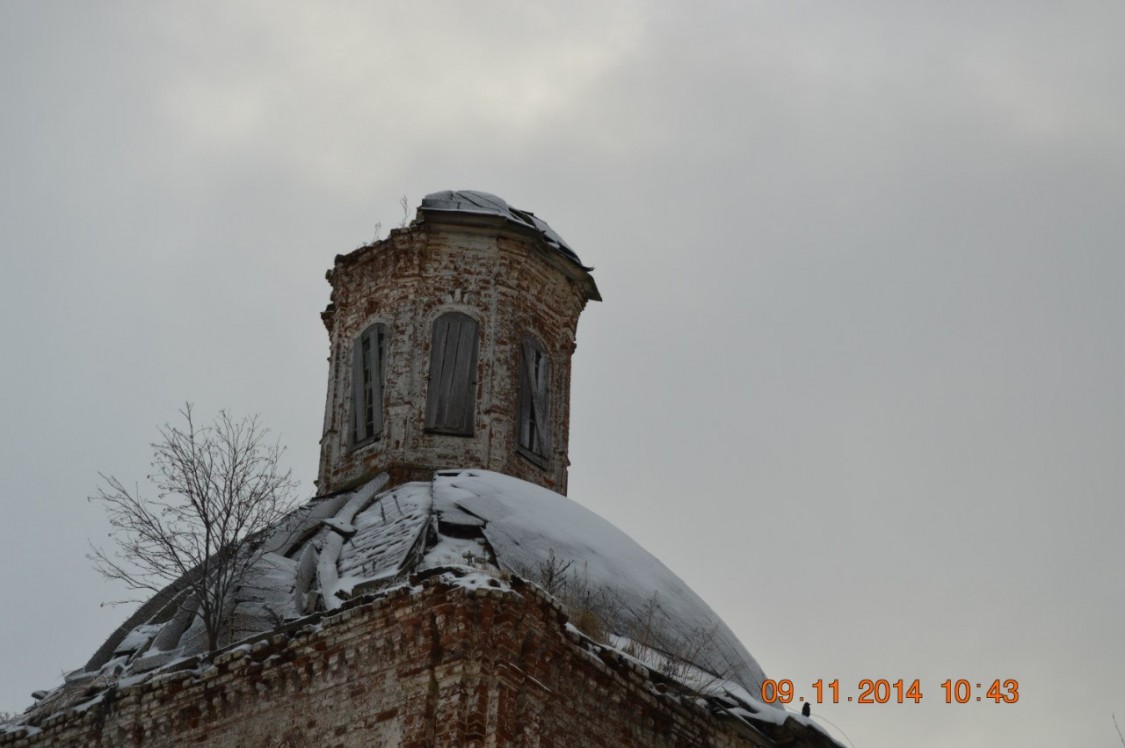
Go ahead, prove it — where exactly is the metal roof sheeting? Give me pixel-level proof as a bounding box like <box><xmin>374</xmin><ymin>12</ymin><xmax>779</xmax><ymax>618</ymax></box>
<box><xmin>420</xmin><ymin>190</ymin><xmax>588</xmax><ymax>268</ymax></box>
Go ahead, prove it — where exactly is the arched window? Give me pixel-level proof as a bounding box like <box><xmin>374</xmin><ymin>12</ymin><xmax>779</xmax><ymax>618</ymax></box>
<box><xmin>516</xmin><ymin>337</ymin><xmax>550</xmax><ymax>465</ymax></box>
<box><xmin>425</xmin><ymin>312</ymin><xmax>479</xmax><ymax>436</ymax></box>
<box><xmin>351</xmin><ymin>323</ymin><xmax>386</xmax><ymax>446</ymax></box>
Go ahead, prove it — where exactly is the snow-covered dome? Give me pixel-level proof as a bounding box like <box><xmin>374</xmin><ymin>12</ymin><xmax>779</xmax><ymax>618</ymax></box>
<box><xmin>41</xmin><ymin>471</ymin><xmax>768</xmax><ymax>719</ymax></box>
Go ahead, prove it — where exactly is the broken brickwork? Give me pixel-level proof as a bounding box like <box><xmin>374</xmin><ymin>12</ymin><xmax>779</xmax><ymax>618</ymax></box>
<box><xmin>2</xmin><ymin>575</ymin><xmax>791</xmax><ymax>748</ymax></box>
<box><xmin>317</xmin><ymin>208</ymin><xmax>598</xmax><ymax>497</ymax></box>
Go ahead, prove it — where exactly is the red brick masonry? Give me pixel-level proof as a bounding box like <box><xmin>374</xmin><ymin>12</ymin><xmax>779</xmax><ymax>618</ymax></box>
<box><xmin>4</xmin><ymin>572</ymin><xmax>832</xmax><ymax>747</ymax></box>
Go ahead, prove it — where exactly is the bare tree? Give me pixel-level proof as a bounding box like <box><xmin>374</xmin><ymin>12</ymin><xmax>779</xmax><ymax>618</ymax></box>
<box><xmin>89</xmin><ymin>405</ymin><xmax>298</xmax><ymax>652</ymax></box>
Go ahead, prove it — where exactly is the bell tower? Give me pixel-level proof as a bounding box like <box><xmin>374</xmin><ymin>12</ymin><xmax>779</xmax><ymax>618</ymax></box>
<box><xmin>316</xmin><ymin>191</ymin><xmax>600</xmax><ymax>495</ymax></box>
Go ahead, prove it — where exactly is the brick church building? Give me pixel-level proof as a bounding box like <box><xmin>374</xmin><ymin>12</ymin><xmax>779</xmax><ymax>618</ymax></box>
<box><xmin>3</xmin><ymin>192</ymin><xmax>840</xmax><ymax>747</ymax></box>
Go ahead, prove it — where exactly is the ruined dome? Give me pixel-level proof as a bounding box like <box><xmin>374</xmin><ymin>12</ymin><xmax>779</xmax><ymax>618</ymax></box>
<box><xmin>31</xmin><ymin>470</ymin><xmax>776</xmax><ymax>725</ymax></box>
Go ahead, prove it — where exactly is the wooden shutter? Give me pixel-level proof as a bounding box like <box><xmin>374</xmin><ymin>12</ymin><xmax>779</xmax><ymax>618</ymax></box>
<box><xmin>369</xmin><ymin>326</ymin><xmax>385</xmax><ymax>437</ymax></box>
<box><xmin>351</xmin><ymin>324</ymin><xmax>385</xmax><ymax>446</ymax></box>
<box><xmin>518</xmin><ymin>338</ymin><xmax>550</xmax><ymax>461</ymax></box>
<box><xmin>425</xmin><ymin>312</ymin><xmax>479</xmax><ymax>435</ymax></box>
<box><xmin>351</xmin><ymin>334</ymin><xmax>367</xmax><ymax>443</ymax></box>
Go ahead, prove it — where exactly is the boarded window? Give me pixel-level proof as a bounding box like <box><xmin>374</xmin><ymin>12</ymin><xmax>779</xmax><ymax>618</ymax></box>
<box><xmin>517</xmin><ymin>337</ymin><xmax>550</xmax><ymax>465</ymax></box>
<box><xmin>425</xmin><ymin>312</ymin><xmax>479</xmax><ymax>436</ymax></box>
<box><xmin>351</xmin><ymin>323</ymin><xmax>386</xmax><ymax>446</ymax></box>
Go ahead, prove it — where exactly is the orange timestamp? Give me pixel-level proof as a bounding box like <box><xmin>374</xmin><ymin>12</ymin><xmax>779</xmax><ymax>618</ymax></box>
<box><xmin>760</xmin><ymin>678</ymin><xmax>1019</xmax><ymax>705</ymax></box>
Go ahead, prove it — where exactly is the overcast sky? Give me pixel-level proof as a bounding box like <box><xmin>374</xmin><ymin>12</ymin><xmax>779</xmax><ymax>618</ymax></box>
<box><xmin>2</xmin><ymin>3</ymin><xmax>1124</xmax><ymax>746</ymax></box>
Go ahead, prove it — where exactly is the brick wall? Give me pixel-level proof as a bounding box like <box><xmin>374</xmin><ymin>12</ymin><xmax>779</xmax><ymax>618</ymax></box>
<box><xmin>3</xmin><ymin>575</ymin><xmax>779</xmax><ymax>748</ymax></box>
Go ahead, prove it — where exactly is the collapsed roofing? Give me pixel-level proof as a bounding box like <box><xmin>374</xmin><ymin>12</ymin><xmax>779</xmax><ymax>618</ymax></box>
<box><xmin>75</xmin><ymin>471</ymin><xmax>763</xmax><ymax>688</ymax></box>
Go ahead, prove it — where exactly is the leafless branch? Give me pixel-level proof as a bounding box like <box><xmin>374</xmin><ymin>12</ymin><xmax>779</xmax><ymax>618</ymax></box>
<box><xmin>88</xmin><ymin>404</ymin><xmax>298</xmax><ymax>652</ymax></box>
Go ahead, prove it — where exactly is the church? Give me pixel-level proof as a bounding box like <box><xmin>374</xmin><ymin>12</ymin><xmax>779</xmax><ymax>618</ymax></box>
<box><xmin>3</xmin><ymin>192</ymin><xmax>839</xmax><ymax>747</ymax></box>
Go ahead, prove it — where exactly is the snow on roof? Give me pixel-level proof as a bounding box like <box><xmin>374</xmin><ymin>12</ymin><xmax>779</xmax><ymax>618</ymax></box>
<box><xmin>430</xmin><ymin>470</ymin><xmax>768</xmax><ymax>692</ymax></box>
<box><xmin>420</xmin><ymin>190</ymin><xmax>589</xmax><ymax>269</ymax></box>
<box><xmin>23</xmin><ymin>470</ymin><xmax>782</xmax><ymax>732</ymax></box>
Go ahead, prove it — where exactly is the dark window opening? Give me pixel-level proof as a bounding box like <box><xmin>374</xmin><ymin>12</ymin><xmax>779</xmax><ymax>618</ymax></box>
<box><xmin>425</xmin><ymin>312</ymin><xmax>479</xmax><ymax>436</ymax></box>
<box><xmin>351</xmin><ymin>323</ymin><xmax>386</xmax><ymax>447</ymax></box>
<box><xmin>517</xmin><ymin>337</ymin><xmax>550</xmax><ymax>466</ymax></box>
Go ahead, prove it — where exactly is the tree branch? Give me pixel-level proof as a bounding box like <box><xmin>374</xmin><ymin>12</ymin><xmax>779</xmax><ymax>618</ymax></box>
<box><xmin>88</xmin><ymin>404</ymin><xmax>298</xmax><ymax>652</ymax></box>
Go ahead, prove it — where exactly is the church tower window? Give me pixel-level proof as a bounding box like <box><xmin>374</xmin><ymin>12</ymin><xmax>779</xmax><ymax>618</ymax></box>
<box><xmin>351</xmin><ymin>323</ymin><xmax>386</xmax><ymax>446</ymax></box>
<box><xmin>517</xmin><ymin>337</ymin><xmax>551</xmax><ymax>465</ymax></box>
<box><xmin>425</xmin><ymin>311</ymin><xmax>479</xmax><ymax>436</ymax></box>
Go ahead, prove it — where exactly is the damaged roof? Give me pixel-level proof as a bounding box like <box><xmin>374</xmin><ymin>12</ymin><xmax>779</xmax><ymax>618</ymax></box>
<box><xmin>420</xmin><ymin>190</ymin><xmax>589</xmax><ymax>269</ymax></box>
